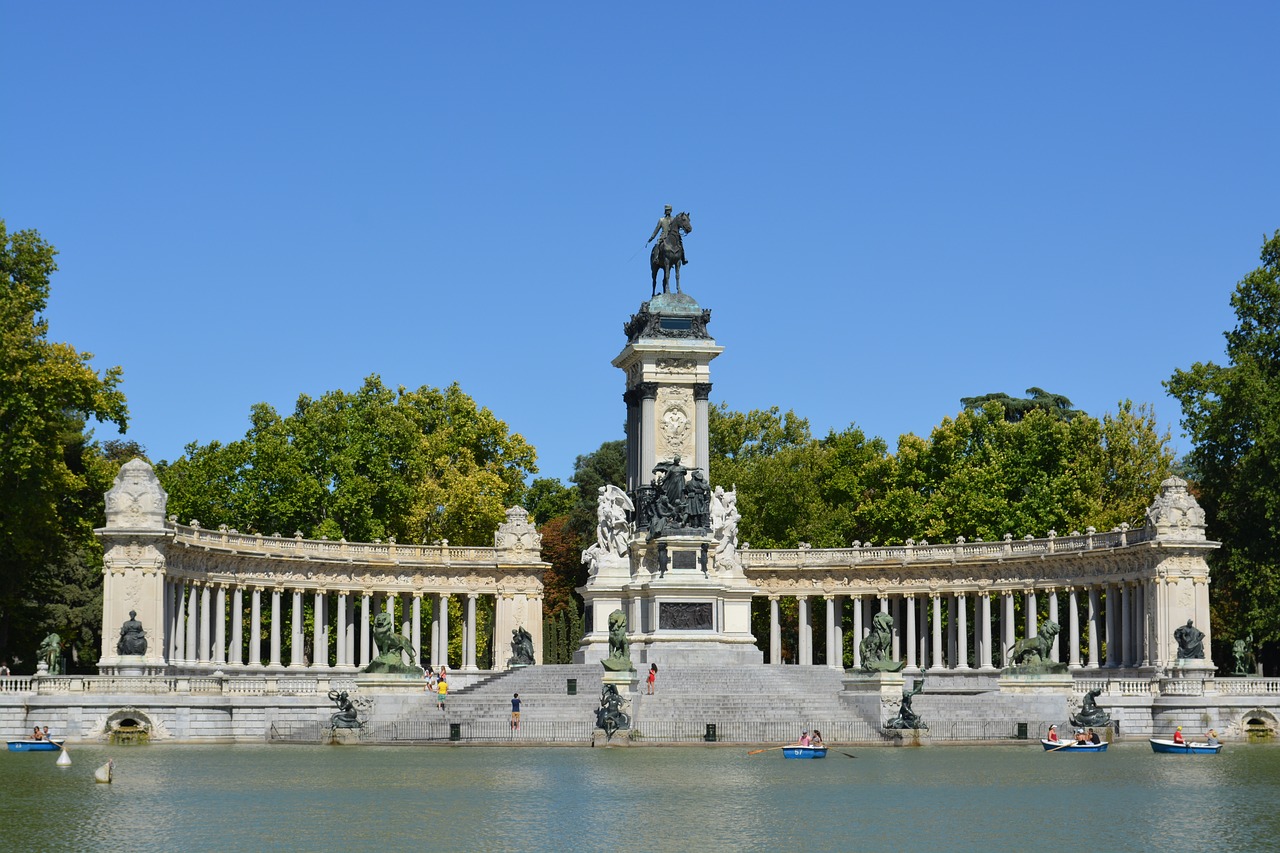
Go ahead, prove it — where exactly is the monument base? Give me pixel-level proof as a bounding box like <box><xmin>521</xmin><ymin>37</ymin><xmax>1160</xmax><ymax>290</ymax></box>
<box><xmin>355</xmin><ymin>673</ymin><xmax>429</xmax><ymax>692</ymax></box>
<box><xmin>997</xmin><ymin>672</ymin><xmax>1075</xmax><ymax>694</ymax></box>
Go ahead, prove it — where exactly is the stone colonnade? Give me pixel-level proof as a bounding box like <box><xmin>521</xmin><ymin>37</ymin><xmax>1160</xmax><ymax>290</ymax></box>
<box><xmin>96</xmin><ymin>460</ymin><xmax>547</xmax><ymax>675</ymax></box>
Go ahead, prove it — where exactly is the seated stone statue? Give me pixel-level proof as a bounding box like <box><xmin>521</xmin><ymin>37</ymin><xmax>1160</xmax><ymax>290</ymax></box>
<box><xmin>602</xmin><ymin>609</ymin><xmax>634</xmax><ymax>672</ymax></box>
<box><xmin>860</xmin><ymin>611</ymin><xmax>905</xmax><ymax>673</ymax></box>
<box><xmin>363</xmin><ymin>613</ymin><xmax>424</xmax><ymax>675</ymax></box>
<box><xmin>1069</xmin><ymin>688</ymin><xmax>1111</xmax><ymax>727</ymax></box>
<box><xmin>117</xmin><ymin>610</ymin><xmax>148</xmax><ymax>656</ymax></box>
<box><xmin>328</xmin><ymin>689</ymin><xmax>363</xmax><ymax>729</ymax></box>
<box><xmin>508</xmin><ymin>626</ymin><xmax>535</xmax><ymax>667</ymax></box>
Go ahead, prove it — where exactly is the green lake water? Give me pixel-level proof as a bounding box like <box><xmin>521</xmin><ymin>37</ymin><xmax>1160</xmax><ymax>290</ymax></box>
<box><xmin>2</xmin><ymin>742</ymin><xmax>1278</xmax><ymax>852</ymax></box>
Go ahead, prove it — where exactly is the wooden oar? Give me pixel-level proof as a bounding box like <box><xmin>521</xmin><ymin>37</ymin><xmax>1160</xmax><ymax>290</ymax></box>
<box><xmin>1047</xmin><ymin>741</ymin><xmax>1075</xmax><ymax>752</ymax></box>
<box><xmin>746</xmin><ymin>745</ymin><xmax>792</xmax><ymax>756</ymax></box>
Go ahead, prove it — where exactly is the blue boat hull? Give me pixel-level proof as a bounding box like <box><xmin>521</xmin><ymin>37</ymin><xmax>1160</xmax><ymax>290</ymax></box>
<box><xmin>1149</xmin><ymin>738</ymin><xmax>1222</xmax><ymax>754</ymax></box>
<box><xmin>1041</xmin><ymin>738</ymin><xmax>1108</xmax><ymax>752</ymax></box>
<box><xmin>782</xmin><ymin>746</ymin><xmax>827</xmax><ymax>759</ymax></box>
<box><xmin>7</xmin><ymin>740</ymin><xmax>64</xmax><ymax>752</ymax></box>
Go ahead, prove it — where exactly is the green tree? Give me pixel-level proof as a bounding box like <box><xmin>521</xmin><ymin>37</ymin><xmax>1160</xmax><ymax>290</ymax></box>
<box><xmin>0</xmin><ymin>220</ymin><xmax>129</xmax><ymax>667</ymax></box>
<box><xmin>960</xmin><ymin>387</ymin><xmax>1082</xmax><ymax>422</ymax></box>
<box><xmin>157</xmin><ymin>376</ymin><xmax>537</xmax><ymax>546</ymax></box>
<box><xmin>1167</xmin><ymin>230</ymin><xmax>1280</xmax><ymax>646</ymax></box>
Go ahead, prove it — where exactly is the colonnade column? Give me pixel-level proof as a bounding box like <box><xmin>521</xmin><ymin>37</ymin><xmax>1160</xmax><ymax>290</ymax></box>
<box><xmin>638</xmin><ymin>383</ymin><xmax>657</xmax><ymax>485</ymax></box>
<box><xmin>1104</xmin><ymin>584</ymin><xmax>1118</xmax><ymax>667</ymax></box>
<box><xmin>290</xmin><ymin>590</ymin><xmax>304</xmax><ymax>667</ymax></box>
<box><xmin>212</xmin><ymin>585</ymin><xmax>226</xmax><ymax>664</ymax></box>
<box><xmin>269</xmin><ymin>588</ymin><xmax>282</xmax><ymax>667</ymax></box>
<box><xmin>412</xmin><ymin>594</ymin><xmax>422</xmax><ymax>667</ymax></box>
<box><xmin>956</xmin><ymin>594</ymin><xmax>970</xmax><ymax>669</ymax></box>
<box><xmin>464</xmin><ymin>593</ymin><xmax>478</xmax><ymax>670</ymax></box>
<box><xmin>904</xmin><ymin>594</ymin><xmax>918</xmax><ymax>671</ymax></box>
<box><xmin>230</xmin><ymin>587</ymin><xmax>243</xmax><ymax>666</ymax></box>
<box><xmin>1000</xmin><ymin>593</ymin><xmax>1014</xmax><ymax>667</ymax></box>
<box><xmin>797</xmin><ymin>596</ymin><xmax>811</xmax><ymax>666</ymax></box>
<box><xmin>438</xmin><ymin>594</ymin><xmax>451</xmax><ymax>668</ymax></box>
<box><xmin>1026</xmin><ymin>589</ymin><xmax>1038</xmax><ymax>638</ymax></box>
<box><xmin>198</xmin><ymin>583</ymin><xmax>212</xmax><ymax>663</ymax></box>
<box><xmin>1119</xmin><ymin>583</ymin><xmax>1131</xmax><ymax>667</ymax></box>
<box><xmin>824</xmin><ymin>596</ymin><xmax>837</xmax><ymax>669</ymax></box>
<box><xmin>917</xmin><ymin>595</ymin><xmax>930</xmax><ymax>671</ymax></box>
<box><xmin>980</xmin><ymin>594</ymin><xmax>995</xmax><ymax>670</ymax></box>
<box><xmin>1068</xmin><ymin>588</ymin><xmax>1081</xmax><ymax>669</ymax></box>
<box><xmin>336</xmin><ymin>592</ymin><xmax>348</xmax><ymax>668</ymax></box>
<box><xmin>1087</xmin><ymin>586</ymin><xmax>1101</xmax><ymax>667</ymax></box>
<box><xmin>1047</xmin><ymin>589</ymin><xmax>1059</xmax><ymax>662</ymax></box>
<box><xmin>313</xmin><ymin>591</ymin><xmax>327</xmax><ymax>668</ymax></box>
<box><xmin>249</xmin><ymin>588</ymin><xmax>262</xmax><ymax>667</ymax></box>
<box><xmin>1138</xmin><ymin>583</ymin><xmax>1150</xmax><ymax>667</ymax></box>
<box><xmin>185</xmin><ymin>583</ymin><xmax>198</xmax><ymax>665</ymax></box>
<box><xmin>850</xmin><ymin>596</ymin><xmax>863</xmax><ymax>669</ymax></box>
<box><xmin>360</xmin><ymin>594</ymin><xmax>371</xmax><ymax>667</ymax></box>
<box><xmin>931</xmin><ymin>594</ymin><xmax>943</xmax><ymax>670</ymax></box>
<box><xmin>946</xmin><ymin>596</ymin><xmax>956</xmax><ymax>668</ymax></box>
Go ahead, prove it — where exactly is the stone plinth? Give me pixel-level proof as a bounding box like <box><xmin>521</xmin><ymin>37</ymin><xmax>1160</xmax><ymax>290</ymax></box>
<box><xmin>997</xmin><ymin>672</ymin><xmax>1075</xmax><ymax>694</ymax></box>
<box><xmin>354</xmin><ymin>673</ymin><xmax>429</xmax><ymax>693</ymax></box>
<box><xmin>840</xmin><ymin>670</ymin><xmax>905</xmax><ymax>722</ymax></box>
<box><xmin>603</xmin><ymin>670</ymin><xmax>639</xmax><ymax>695</ymax></box>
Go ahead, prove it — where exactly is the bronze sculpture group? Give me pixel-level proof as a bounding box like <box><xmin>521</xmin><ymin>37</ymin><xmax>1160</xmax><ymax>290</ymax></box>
<box><xmin>648</xmin><ymin>205</ymin><xmax>693</xmax><ymax>297</ymax></box>
<box><xmin>117</xmin><ymin>611</ymin><xmax>148</xmax><ymax>656</ymax></box>
<box><xmin>859</xmin><ymin>612</ymin><xmax>905</xmax><ymax>673</ymax></box>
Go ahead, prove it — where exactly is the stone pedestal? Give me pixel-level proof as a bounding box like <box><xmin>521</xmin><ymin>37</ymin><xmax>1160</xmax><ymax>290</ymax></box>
<box><xmin>997</xmin><ymin>672</ymin><xmax>1076</xmax><ymax>694</ymax></box>
<box><xmin>840</xmin><ymin>670</ymin><xmax>905</xmax><ymax>723</ymax></box>
<box><xmin>354</xmin><ymin>673</ymin><xmax>429</xmax><ymax>692</ymax></box>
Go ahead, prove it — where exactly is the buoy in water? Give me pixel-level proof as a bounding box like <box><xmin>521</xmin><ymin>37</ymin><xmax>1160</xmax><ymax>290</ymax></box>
<box><xmin>94</xmin><ymin>760</ymin><xmax>113</xmax><ymax>784</ymax></box>
<box><xmin>56</xmin><ymin>748</ymin><xmax>71</xmax><ymax>767</ymax></box>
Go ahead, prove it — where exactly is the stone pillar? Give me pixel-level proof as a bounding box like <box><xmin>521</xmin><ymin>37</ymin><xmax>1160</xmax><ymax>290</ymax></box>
<box><xmin>946</xmin><ymin>595</ymin><xmax>956</xmax><ymax>669</ymax></box>
<box><xmin>430</xmin><ymin>594</ymin><xmax>442</xmax><ymax>667</ymax></box>
<box><xmin>931</xmin><ymin>594</ymin><xmax>943</xmax><ymax>669</ymax></box>
<box><xmin>313</xmin><ymin>591</ymin><xmax>327</xmax><ymax>669</ymax></box>
<box><xmin>693</xmin><ymin>383</ymin><xmax>712</xmax><ymax>474</ymax></box>
<box><xmin>412</xmin><ymin>594</ymin><xmax>423</xmax><ymax>666</ymax></box>
<box><xmin>213</xmin><ymin>585</ymin><xmax>226</xmax><ymax>665</ymax></box>
<box><xmin>1120</xmin><ymin>583</ymin><xmax>1132</xmax><ymax>667</ymax></box>
<box><xmin>1026</xmin><ymin>590</ymin><xmax>1037</xmax><ymax>638</ymax></box>
<box><xmin>1138</xmin><ymin>582</ymin><xmax>1150</xmax><ymax>667</ymax></box>
<box><xmin>229</xmin><ymin>587</ymin><xmax>243</xmax><ymax>666</ymax></box>
<box><xmin>1105</xmin><ymin>584</ymin><xmax>1118</xmax><ymax>668</ymax></box>
<box><xmin>1000</xmin><ymin>593</ymin><xmax>1014</xmax><ymax>667</ymax></box>
<box><xmin>464</xmin><ymin>593</ymin><xmax>478</xmax><ymax>670</ymax></box>
<box><xmin>1047</xmin><ymin>589</ymin><xmax>1059</xmax><ymax>662</ymax></box>
<box><xmin>904</xmin><ymin>595</ymin><xmax>918</xmax><ymax>671</ymax></box>
<box><xmin>249</xmin><ymin>587</ymin><xmax>262</xmax><ymax>667</ymax></box>
<box><xmin>851</xmin><ymin>596</ymin><xmax>863</xmax><ymax>669</ymax></box>
<box><xmin>439</xmin><ymin>594</ymin><xmax>451</xmax><ymax>669</ymax></box>
<box><xmin>768</xmin><ymin>596</ymin><xmax>781</xmax><ymax>665</ymax></box>
<box><xmin>1068</xmin><ymin>588</ymin><xmax>1081</xmax><ymax>669</ymax></box>
<box><xmin>185</xmin><ymin>583</ymin><xmax>198</xmax><ymax>665</ymax></box>
<box><xmin>797</xmin><ymin>596</ymin><xmax>811</xmax><ymax>666</ymax></box>
<box><xmin>890</xmin><ymin>597</ymin><xmax>901</xmax><ymax>662</ymax></box>
<box><xmin>824</xmin><ymin>596</ymin><xmax>837</xmax><ymax>669</ymax></box>
<box><xmin>638</xmin><ymin>383</ymin><xmax>658</xmax><ymax>486</ymax></box>
<box><xmin>918</xmin><ymin>595</ymin><xmax>930</xmax><ymax>671</ymax></box>
<box><xmin>336</xmin><ymin>592</ymin><xmax>348</xmax><ymax>668</ymax></box>
<box><xmin>1087</xmin><ymin>586</ymin><xmax>1101</xmax><ymax>668</ymax></box>
<box><xmin>345</xmin><ymin>595</ymin><xmax>355</xmax><ymax>667</ymax></box>
<box><xmin>172</xmin><ymin>582</ymin><xmax>185</xmax><ymax>664</ymax></box>
<box><xmin>290</xmin><ymin>590</ymin><xmax>304</xmax><ymax>667</ymax></box>
<box><xmin>269</xmin><ymin>588</ymin><xmax>282</xmax><ymax>667</ymax></box>
<box><xmin>832</xmin><ymin>596</ymin><xmax>844</xmax><ymax>669</ymax></box>
<box><xmin>980</xmin><ymin>594</ymin><xmax>995</xmax><ymax>670</ymax></box>
<box><xmin>956</xmin><ymin>594</ymin><xmax>970</xmax><ymax>669</ymax></box>
<box><xmin>360</xmin><ymin>594</ymin><xmax>371</xmax><ymax>667</ymax></box>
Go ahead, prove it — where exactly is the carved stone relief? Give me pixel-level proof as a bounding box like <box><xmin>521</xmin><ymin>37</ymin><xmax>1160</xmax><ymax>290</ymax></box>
<box><xmin>655</xmin><ymin>385</ymin><xmax>695</xmax><ymax>463</ymax></box>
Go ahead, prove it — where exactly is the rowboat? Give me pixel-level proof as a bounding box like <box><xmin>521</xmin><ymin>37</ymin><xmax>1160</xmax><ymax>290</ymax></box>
<box><xmin>1041</xmin><ymin>738</ymin><xmax>1108</xmax><ymax>752</ymax></box>
<box><xmin>1149</xmin><ymin>738</ymin><xmax>1222</xmax><ymax>754</ymax></box>
<box><xmin>7</xmin><ymin>739</ymin><xmax>65</xmax><ymax>752</ymax></box>
<box><xmin>782</xmin><ymin>746</ymin><xmax>828</xmax><ymax>759</ymax></box>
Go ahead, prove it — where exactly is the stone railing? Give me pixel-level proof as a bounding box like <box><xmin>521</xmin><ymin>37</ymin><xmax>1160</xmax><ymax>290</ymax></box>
<box><xmin>32</xmin><ymin>674</ymin><xmax>359</xmax><ymax>696</ymax></box>
<box><xmin>0</xmin><ymin>676</ymin><xmax>35</xmax><ymax>693</ymax></box>
<box><xmin>742</xmin><ymin>526</ymin><xmax>1152</xmax><ymax>569</ymax></box>
<box><xmin>175</xmin><ymin>522</ymin><xmax>502</xmax><ymax>566</ymax></box>
<box><xmin>1218</xmin><ymin>678</ymin><xmax>1280</xmax><ymax>695</ymax></box>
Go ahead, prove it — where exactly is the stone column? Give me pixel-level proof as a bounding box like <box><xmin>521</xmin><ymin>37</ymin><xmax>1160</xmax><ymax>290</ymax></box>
<box><xmin>797</xmin><ymin>596</ymin><xmax>811</xmax><ymax>666</ymax></box>
<box><xmin>946</xmin><ymin>595</ymin><xmax>956</xmax><ymax>669</ymax></box>
<box><xmin>290</xmin><ymin>590</ymin><xmax>304</xmax><ymax>667</ymax></box>
<box><xmin>1047</xmin><ymin>589</ymin><xmax>1060</xmax><ymax>662</ymax></box>
<box><xmin>430</xmin><ymin>594</ymin><xmax>442</xmax><ymax>667</ymax></box>
<box><xmin>1001</xmin><ymin>593</ymin><xmax>1014</xmax><ymax>667</ymax></box>
<box><xmin>832</xmin><ymin>596</ymin><xmax>844</xmax><ymax>669</ymax></box>
<box><xmin>198</xmin><ymin>583</ymin><xmax>212</xmax><ymax>663</ymax></box>
<box><xmin>980</xmin><ymin>594</ymin><xmax>995</xmax><ymax>670</ymax></box>
<box><xmin>360</xmin><ymin>594</ymin><xmax>371</xmax><ymax>667</ymax></box>
<box><xmin>439</xmin><ymin>594</ymin><xmax>451</xmax><ymax>669</ymax></box>
<box><xmin>173</xmin><ymin>582</ymin><xmax>187</xmax><ymax>664</ymax></box>
<box><xmin>213</xmin><ymin>585</ymin><xmax>227</xmax><ymax>665</ymax></box>
<box><xmin>956</xmin><ymin>594</ymin><xmax>970</xmax><ymax>669</ymax></box>
<box><xmin>464</xmin><ymin>593</ymin><xmax>478</xmax><ymax>670</ymax></box>
<box><xmin>336</xmin><ymin>592</ymin><xmax>348</xmax><ymax>668</ymax></box>
<box><xmin>693</xmin><ymin>383</ymin><xmax>712</xmax><ymax>474</ymax></box>
<box><xmin>1138</xmin><ymin>582</ymin><xmax>1150</xmax><ymax>667</ymax></box>
<box><xmin>412</xmin><ymin>594</ymin><xmax>423</xmax><ymax>667</ymax></box>
<box><xmin>1068</xmin><ymin>588</ymin><xmax>1081</xmax><ymax>669</ymax></box>
<box><xmin>1026</xmin><ymin>590</ymin><xmax>1038</xmax><ymax>638</ymax></box>
<box><xmin>890</xmin><ymin>597</ymin><xmax>902</xmax><ymax>662</ymax></box>
<box><xmin>638</xmin><ymin>383</ymin><xmax>658</xmax><ymax>486</ymax></box>
<box><xmin>1119</xmin><ymin>583</ymin><xmax>1132</xmax><ymax>667</ymax></box>
<box><xmin>824</xmin><ymin>596</ymin><xmax>837</xmax><ymax>669</ymax></box>
<box><xmin>229</xmin><ymin>587</ymin><xmax>243</xmax><ymax>666</ymax></box>
<box><xmin>313</xmin><ymin>591</ymin><xmax>327</xmax><ymax>669</ymax></box>
<box><xmin>918</xmin><ymin>595</ymin><xmax>930</xmax><ymax>671</ymax></box>
<box><xmin>1087</xmin><ymin>586</ymin><xmax>1101</xmax><ymax>668</ymax></box>
<box><xmin>185</xmin><ymin>583</ymin><xmax>198</xmax><ymax>665</ymax></box>
<box><xmin>769</xmin><ymin>596</ymin><xmax>781</xmax><ymax>665</ymax></box>
<box><xmin>904</xmin><ymin>595</ymin><xmax>918</xmax><ymax>671</ymax></box>
<box><xmin>345</xmin><ymin>595</ymin><xmax>355</xmax><ymax>667</ymax></box>
<box><xmin>932</xmin><ymin>594</ymin><xmax>943</xmax><ymax>669</ymax></box>
<box><xmin>249</xmin><ymin>588</ymin><xmax>262</xmax><ymax>667</ymax></box>
<box><xmin>851</xmin><ymin>596</ymin><xmax>863</xmax><ymax>669</ymax></box>
<box><xmin>269</xmin><ymin>588</ymin><xmax>282</xmax><ymax>667</ymax></box>
<box><xmin>1105</xmin><ymin>584</ymin><xmax>1118</xmax><ymax>668</ymax></box>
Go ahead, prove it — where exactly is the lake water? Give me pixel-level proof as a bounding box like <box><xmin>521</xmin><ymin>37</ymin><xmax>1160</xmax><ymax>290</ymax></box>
<box><xmin>3</xmin><ymin>742</ymin><xmax>1278</xmax><ymax>852</ymax></box>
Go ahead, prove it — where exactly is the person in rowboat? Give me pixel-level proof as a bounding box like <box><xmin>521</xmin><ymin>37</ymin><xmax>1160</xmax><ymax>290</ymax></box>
<box><xmin>1206</xmin><ymin>729</ymin><xmax>1219</xmax><ymax>746</ymax></box>
<box><xmin>1173</xmin><ymin>726</ymin><xmax>1184</xmax><ymax>744</ymax></box>
<box><xmin>1088</xmin><ymin>729</ymin><xmax>1100</xmax><ymax>744</ymax></box>
<box><xmin>810</xmin><ymin>731</ymin><xmax>824</xmax><ymax>747</ymax></box>
<box><xmin>1047</xmin><ymin>725</ymin><xmax>1059</xmax><ymax>742</ymax></box>
<box><xmin>32</xmin><ymin>726</ymin><xmax>43</xmax><ymax>741</ymax></box>
<box><xmin>798</xmin><ymin>731</ymin><xmax>811</xmax><ymax>746</ymax></box>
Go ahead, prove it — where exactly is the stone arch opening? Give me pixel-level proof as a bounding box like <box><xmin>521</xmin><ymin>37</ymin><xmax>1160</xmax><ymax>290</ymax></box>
<box><xmin>1242</xmin><ymin>708</ymin><xmax>1276</xmax><ymax>740</ymax></box>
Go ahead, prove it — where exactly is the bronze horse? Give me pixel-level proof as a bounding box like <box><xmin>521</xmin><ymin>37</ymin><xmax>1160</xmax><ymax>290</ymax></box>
<box><xmin>650</xmin><ymin>211</ymin><xmax>692</xmax><ymax>297</ymax></box>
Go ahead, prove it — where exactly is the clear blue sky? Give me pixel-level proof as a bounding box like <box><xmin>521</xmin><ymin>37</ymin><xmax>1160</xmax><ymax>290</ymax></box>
<box><xmin>4</xmin><ymin>3</ymin><xmax>1277</xmax><ymax>483</ymax></box>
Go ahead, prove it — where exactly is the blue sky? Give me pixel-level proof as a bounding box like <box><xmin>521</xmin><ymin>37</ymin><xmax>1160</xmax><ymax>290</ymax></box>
<box><xmin>4</xmin><ymin>3</ymin><xmax>1277</xmax><ymax>483</ymax></box>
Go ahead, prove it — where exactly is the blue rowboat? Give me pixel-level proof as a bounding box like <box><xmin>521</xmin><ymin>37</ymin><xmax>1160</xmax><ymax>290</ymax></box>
<box><xmin>1149</xmin><ymin>738</ymin><xmax>1222</xmax><ymax>754</ymax></box>
<box><xmin>1041</xmin><ymin>738</ymin><xmax>1108</xmax><ymax>752</ymax></box>
<box><xmin>782</xmin><ymin>746</ymin><xmax>827</xmax><ymax>759</ymax></box>
<box><xmin>7</xmin><ymin>739</ymin><xmax>65</xmax><ymax>752</ymax></box>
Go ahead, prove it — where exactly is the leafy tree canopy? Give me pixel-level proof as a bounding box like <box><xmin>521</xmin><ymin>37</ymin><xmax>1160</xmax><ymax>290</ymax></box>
<box><xmin>960</xmin><ymin>387</ymin><xmax>1082</xmax><ymax>422</ymax></box>
<box><xmin>1167</xmin><ymin>230</ymin><xmax>1280</xmax><ymax>644</ymax></box>
<box><xmin>0</xmin><ymin>220</ymin><xmax>130</xmax><ymax>667</ymax></box>
<box><xmin>157</xmin><ymin>376</ymin><xmax>537</xmax><ymax>546</ymax></box>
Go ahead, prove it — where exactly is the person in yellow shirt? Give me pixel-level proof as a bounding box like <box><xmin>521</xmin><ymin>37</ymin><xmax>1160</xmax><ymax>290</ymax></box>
<box><xmin>437</xmin><ymin>678</ymin><xmax>448</xmax><ymax>710</ymax></box>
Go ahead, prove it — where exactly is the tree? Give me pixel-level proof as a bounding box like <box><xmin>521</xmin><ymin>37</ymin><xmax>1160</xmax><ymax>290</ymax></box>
<box><xmin>0</xmin><ymin>220</ymin><xmax>129</xmax><ymax>668</ymax></box>
<box><xmin>960</xmin><ymin>387</ymin><xmax>1082</xmax><ymax>422</ymax></box>
<box><xmin>1167</xmin><ymin>230</ymin><xmax>1280</xmax><ymax>647</ymax></box>
<box><xmin>157</xmin><ymin>376</ymin><xmax>537</xmax><ymax>545</ymax></box>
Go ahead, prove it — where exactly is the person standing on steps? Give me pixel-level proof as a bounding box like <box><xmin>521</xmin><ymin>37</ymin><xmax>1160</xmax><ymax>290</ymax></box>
<box><xmin>647</xmin><ymin>663</ymin><xmax>658</xmax><ymax>695</ymax></box>
<box><xmin>510</xmin><ymin>693</ymin><xmax>521</xmax><ymax>730</ymax></box>
<box><xmin>437</xmin><ymin>677</ymin><xmax>448</xmax><ymax>711</ymax></box>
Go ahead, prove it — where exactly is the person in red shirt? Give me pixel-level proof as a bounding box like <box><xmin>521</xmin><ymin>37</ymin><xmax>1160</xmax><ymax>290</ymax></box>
<box><xmin>1047</xmin><ymin>725</ymin><xmax>1059</xmax><ymax>742</ymax></box>
<box><xmin>1173</xmin><ymin>726</ymin><xmax>1185</xmax><ymax>744</ymax></box>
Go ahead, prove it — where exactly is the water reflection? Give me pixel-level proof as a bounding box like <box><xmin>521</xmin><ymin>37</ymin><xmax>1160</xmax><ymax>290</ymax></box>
<box><xmin>4</xmin><ymin>743</ymin><xmax>1280</xmax><ymax>851</ymax></box>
